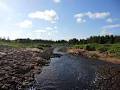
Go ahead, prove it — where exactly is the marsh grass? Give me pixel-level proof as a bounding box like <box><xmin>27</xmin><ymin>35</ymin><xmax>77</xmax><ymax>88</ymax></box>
<box><xmin>72</xmin><ymin>44</ymin><xmax>120</xmax><ymax>58</ymax></box>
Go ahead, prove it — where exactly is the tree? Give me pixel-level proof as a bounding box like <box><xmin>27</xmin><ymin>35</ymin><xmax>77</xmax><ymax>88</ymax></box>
<box><xmin>69</xmin><ymin>38</ymin><xmax>79</xmax><ymax>44</ymax></box>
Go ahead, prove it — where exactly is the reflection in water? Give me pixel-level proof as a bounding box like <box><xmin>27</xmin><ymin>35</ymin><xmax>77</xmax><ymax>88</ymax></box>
<box><xmin>29</xmin><ymin>47</ymin><xmax>114</xmax><ymax>90</ymax></box>
<box><xmin>34</xmin><ymin>54</ymin><xmax>100</xmax><ymax>90</ymax></box>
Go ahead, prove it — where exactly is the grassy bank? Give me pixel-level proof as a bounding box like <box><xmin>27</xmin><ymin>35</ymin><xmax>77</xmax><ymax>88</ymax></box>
<box><xmin>0</xmin><ymin>40</ymin><xmax>51</xmax><ymax>49</ymax></box>
<box><xmin>69</xmin><ymin>44</ymin><xmax>120</xmax><ymax>64</ymax></box>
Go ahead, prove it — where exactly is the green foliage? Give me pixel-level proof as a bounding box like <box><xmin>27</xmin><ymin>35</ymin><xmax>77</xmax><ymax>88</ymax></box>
<box><xmin>97</xmin><ymin>45</ymin><xmax>109</xmax><ymax>53</ymax></box>
<box><xmin>73</xmin><ymin>45</ymin><xmax>85</xmax><ymax>49</ymax></box>
<box><xmin>35</xmin><ymin>44</ymin><xmax>51</xmax><ymax>50</ymax></box>
<box><xmin>69</xmin><ymin>38</ymin><xmax>79</xmax><ymax>44</ymax></box>
<box><xmin>85</xmin><ymin>44</ymin><xmax>96</xmax><ymax>51</ymax></box>
<box><xmin>35</xmin><ymin>45</ymin><xmax>44</xmax><ymax>50</ymax></box>
<box><xmin>72</xmin><ymin>43</ymin><xmax>120</xmax><ymax>58</ymax></box>
<box><xmin>98</xmin><ymin>47</ymin><xmax>108</xmax><ymax>53</ymax></box>
<box><xmin>76</xmin><ymin>35</ymin><xmax>120</xmax><ymax>44</ymax></box>
<box><xmin>108</xmin><ymin>45</ymin><xmax>120</xmax><ymax>57</ymax></box>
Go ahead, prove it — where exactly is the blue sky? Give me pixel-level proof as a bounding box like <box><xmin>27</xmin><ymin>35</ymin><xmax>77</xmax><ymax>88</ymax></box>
<box><xmin>0</xmin><ymin>0</ymin><xmax>120</xmax><ymax>40</ymax></box>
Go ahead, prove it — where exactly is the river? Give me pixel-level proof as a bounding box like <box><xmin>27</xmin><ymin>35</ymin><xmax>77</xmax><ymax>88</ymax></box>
<box><xmin>31</xmin><ymin>48</ymin><xmax>119</xmax><ymax>90</ymax></box>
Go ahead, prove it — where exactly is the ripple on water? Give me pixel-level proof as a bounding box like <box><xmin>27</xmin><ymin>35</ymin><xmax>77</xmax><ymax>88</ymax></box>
<box><xmin>29</xmin><ymin>53</ymin><xmax>120</xmax><ymax>90</ymax></box>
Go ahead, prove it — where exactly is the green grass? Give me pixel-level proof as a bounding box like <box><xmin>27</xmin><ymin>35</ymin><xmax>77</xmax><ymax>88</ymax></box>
<box><xmin>72</xmin><ymin>44</ymin><xmax>85</xmax><ymax>49</ymax></box>
<box><xmin>0</xmin><ymin>41</ymin><xmax>51</xmax><ymax>49</ymax></box>
<box><xmin>72</xmin><ymin>43</ymin><xmax>120</xmax><ymax>58</ymax></box>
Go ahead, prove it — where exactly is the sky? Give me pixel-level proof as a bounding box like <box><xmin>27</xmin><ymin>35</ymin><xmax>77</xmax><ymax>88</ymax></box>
<box><xmin>0</xmin><ymin>0</ymin><xmax>120</xmax><ymax>40</ymax></box>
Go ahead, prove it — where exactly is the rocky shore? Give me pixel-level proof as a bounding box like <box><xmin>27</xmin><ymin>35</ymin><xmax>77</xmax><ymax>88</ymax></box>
<box><xmin>0</xmin><ymin>46</ymin><xmax>53</xmax><ymax>90</ymax></box>
<box><xmin>68</xmin><ymin>48</ymin><xmax>120</xmax><ymax>64</ymax></box>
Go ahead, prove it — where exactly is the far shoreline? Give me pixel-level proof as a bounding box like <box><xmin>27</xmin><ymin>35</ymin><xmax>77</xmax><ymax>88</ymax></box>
<box><xmin>68</xmin><ymin>48</ymin><xmax>120</xmax><ymax>64</ymax></box>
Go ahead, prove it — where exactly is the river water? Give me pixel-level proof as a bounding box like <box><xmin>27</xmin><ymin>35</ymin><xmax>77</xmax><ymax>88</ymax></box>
<box><xmin>31</xmin><ymin>48</ymin><xmax>116</xmax><ymax>90</ymax></box>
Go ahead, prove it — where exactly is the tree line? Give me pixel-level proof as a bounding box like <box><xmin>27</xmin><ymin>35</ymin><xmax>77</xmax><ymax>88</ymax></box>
<box><xmin>0</xmin><ymin>35</ymin><xmax>120</xmax><ymax>44</ymax></box>
<box><xmin>69</xmin><ymin>35</ymin><xmax>120</xmax><ymax>44</ymax></box>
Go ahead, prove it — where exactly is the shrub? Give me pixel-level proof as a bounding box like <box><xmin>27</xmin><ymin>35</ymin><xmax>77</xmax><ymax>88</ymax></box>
<box><xmin>85</xmin><ymin>44</ymin><xmax>96</xmax><ymax>51</ymax></box>
<box><xmin>108</xmin><ymin>45</ymin><xmax>120</xmax><ymax>58</ymax></box>
<box><xmin>73</xmin><ymin>45</ymin><xmax>85</xmax><ymax>49</ymax></box>
<box><xmin>98</xmin><ymin>46</ymin><xmax>109</xmax><ymax>53</ymax></box>
<box><xmin>36</xmin><ymin>45</ymin><xmax>44</xmax><ymax>50</ymax></box>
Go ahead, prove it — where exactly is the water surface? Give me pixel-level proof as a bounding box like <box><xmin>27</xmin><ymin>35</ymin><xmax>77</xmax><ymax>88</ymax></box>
<box><xmin>33</xmin><ymin>49</ymin><xmax>111</xmax><ymax>90</ymax></box>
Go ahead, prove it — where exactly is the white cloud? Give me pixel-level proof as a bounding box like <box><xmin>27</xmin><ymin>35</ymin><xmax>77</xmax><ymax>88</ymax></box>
<box><xmin>34</xmin><ymin>26</ymin><xmax>58</xmax><ymax>36</ymax></box>
<box><xmin>53</xmin><ymin>0</ymin><xmax>61</xmax><ymax>3</ymax></box>
<box><xmin>28</xmin><ymin>10</ymin><xmax>59</xmax><ymax>23</ymax></box>
<box><xmin>106</xmin><ymin>18</ymin><xmax>113</xmax><ymax>23</ymax></box>
<box><xmin>31</xmin><ymin>28</ymin><xmax>58</xmax><ymax>40</ymax></box>
<box><xmin>76</xmin><ymin>18</ymin><xmax>86</xmax><ymax>23</ymax></box>
<box><xmin>74</xmin><ymin>13</ymin><xmax>85</xmax><ymax>18</ymax></box>
<box><xmin>0</xmin><ymin>1</ymin><xmax>9</xmax><ymax>11</ymax></box>
<box><xmin>86</xmin><ymin>12</ymin><xmax>110</xmax><ymax>19</ymax></box>
<box><xmin>100</xmin><ymin>29</ymin><xmax>112</xmax><ymax>36</ymax></box>
<box><xmin>34</xmin><ymin>29</ymin><xmax>47</xmax><ymax>33</ymax></box>
<box><xmin>103</xmin><ymin>24</ymin><xmax>120</xmax><ymax>29</ymax></box>
<box><xmin>74</xmin><ymin>13</ymin><xmax>86</xmax><ymax>23</ymax></box>
<box><xmin>34</xmin><ymin>29</ymin><xmax>58</xmax><ymax>36</ymax></box>
<box><xmin>106</xmin><ymin>18</ymin><xmax>120</xmax><ymax>23</ymax></box>
<box><xmin>16</xmin><ymin>20</ymin><xmax>32</xmax><ymax>28</ymax></box>
<box><xmin>54</xmin><ymin>26</ymin><xmax>57</xmax><ymax>29</ymax></box>
<box><xmin>100</xmin><ymin>24</ymin><xmax>120</xmax><ymax>36</ymax></box>
<box><xmin>0</xmin><ymin>29</ymin><xmax>23</xmax><ymax>40</ymax></box>
<box><xmin>46</xmin><ymin>27</ymin><xmax>53</xmax><ymax>30</ymax></box>
<box><xmin>74</xmin><ymin>12</ymin><xmax>110</xmax><ymax>23</ymax></box>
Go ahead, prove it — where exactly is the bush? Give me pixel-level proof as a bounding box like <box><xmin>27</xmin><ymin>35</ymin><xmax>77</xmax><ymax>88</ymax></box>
<box><xmin>98</xmin><ymin>46</ymin><xmax>109</xmax><ymax>53</ymax></box>
<box><xmin>73</xmin><ymin>45</ymin><xmax>85</xmax><ymax>49</ymax></box>
<box><xmin>36</xmin><ymin>45</ymin><xmax>45</xmax><ymax>50</ymax></box>
<box><xmin>85</xmin><ymin>44</ymin><xmax>96</xmax><ymax>51</ymax></box>
<box><xmin>35</xmin><ymin>44</ymin><xmax>51</xmax><ymax>50</ymax></box>
<box><xmin>108</xmin><ymin>45</ymin><xmax>120</xmax><ymax>57</ymax></box>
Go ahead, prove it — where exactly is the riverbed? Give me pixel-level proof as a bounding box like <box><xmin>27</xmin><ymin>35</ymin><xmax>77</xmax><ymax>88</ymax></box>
<box><xmin>31</xmin><ymin>48</ymin><xmax>120</xmax><ymax>90</ymax></box>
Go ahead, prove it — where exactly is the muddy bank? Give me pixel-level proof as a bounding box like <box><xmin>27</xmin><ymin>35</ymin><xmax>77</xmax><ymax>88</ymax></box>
<box><xmin>93</xmin><ymin>65</ymin><xmax>120</xmax><ymax>90</ymax></box>
<box><xmin>0</xmin><ymin>46</ymin><xmax>53</xmax><ymax>90</ymax></box>
<box><xmin>68</xmin><ymin>48</ymin><xmax>120</xmax><ymax>64</ymax></box>
<box><xmin>67</xmin><ymin>48</ymin><xmax>120</xmax><ymax>90</ymax></box>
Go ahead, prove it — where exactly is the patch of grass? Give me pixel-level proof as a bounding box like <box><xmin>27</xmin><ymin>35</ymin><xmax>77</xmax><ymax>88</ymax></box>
<box><xmin>108</xmin><ymin>45</ymin><xmax>120</xmax><ymax>58</ymax></box>
<box><xmin>85</xmin><ymin>44</ymin><xmax>96</xmax><ymax>51</ymax></box>
<box><xmin>72</xmin><ymin>44</ymin><xmax>85</xmax><ymax>49</ymax></box>
<box><xmin>71</xmin><ymin>43</ymin><xmax>120</xmax><ymax>58</ymax></box>
<box><xmin>97</xmin><ymin>45</ymin><xmax>109</xmax><ymax>53</ymax></box>
<box><xmin>0</xmin><ymin>41</ymin><xmax>51</xmax><ymax>50</ymax></box>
